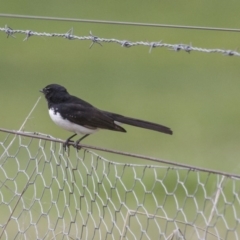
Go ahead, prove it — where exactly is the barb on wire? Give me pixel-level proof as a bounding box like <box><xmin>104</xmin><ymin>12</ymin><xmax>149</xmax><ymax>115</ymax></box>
<box><xmin>169</xmin><ymin>43</ymin><xmax>192</xmax><ymax>53</ymax></box>
<box><xmin>0</xmin><ymin>25</ymin><xmax>240</xmax><ymax>57</ymax></box>
<box><xmin>121</xmin><ymin>40</ymin><xmax>132</xmax><ymax>48</ymax></box>
<box><xmin>64</xmin><ymin>27</ymin><xmax>74</xmax><ymax>40</ymax></box>
<box><xmin>183</xmin><ymin>44</ymin><xmax>192</xmax><ymax>53</ymax></box>
<box><xmin>23</xmin><ymin>30</ymin><xmax>33</xmax><ymax>41</ymax></box>
<box><xmin>89</xmin><ymin>30</ymin><xmax>102</xmax><ymax>49</ymax></box>
<box><xmin>4</xmin><ymin>24</ymin><xmax>16</xmax><ymax>38</ymax></box>
<box><xmin>171</xmin><ymin>44</ymin><xmax>182</xmax><ymax>52</ymax></box>
<box><xmin>149</xmin><ymin>41</ymin><xmax>161</xmax><ymax>53</ymax></box>
<box><xmin>223</xmin><ymin>48</ymin><xmax>239</xmax><ymax>56</ymax></box>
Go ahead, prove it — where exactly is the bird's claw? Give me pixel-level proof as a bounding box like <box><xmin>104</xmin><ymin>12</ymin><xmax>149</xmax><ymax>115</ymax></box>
<box><xmin>74</xmin><ymin>141</ymin><xmax>82</xmax><ymax>151</ymax></box>
<box><xmin>63</xmin><ymin>139</ymin><xmax>74</xmax><ymax>151</ymax></box>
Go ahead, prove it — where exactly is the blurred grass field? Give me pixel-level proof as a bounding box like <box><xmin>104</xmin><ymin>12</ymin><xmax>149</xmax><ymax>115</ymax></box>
<box><xmin>0</xmin><ymin>1</ymin><xmax>240</xmax><ymax>174</ymax></box>
<box><xmin>1</xmin><ymin>1</ymin><xmax>240</xmax><ymax>238</ymax></box>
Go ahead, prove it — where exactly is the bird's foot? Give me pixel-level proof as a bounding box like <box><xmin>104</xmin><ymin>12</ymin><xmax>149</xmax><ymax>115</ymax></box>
<box><xmin>74</xmin><ymin>140</ymin><xmax>82</xmax><ymax>151</ymax></box>
<box><xmin>63</xmin><ymin>139</ymin><xmax>74</xmax><ymax>151</ymax></box>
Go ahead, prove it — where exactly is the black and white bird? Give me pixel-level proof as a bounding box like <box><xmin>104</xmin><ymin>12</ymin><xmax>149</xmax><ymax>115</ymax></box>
<box><xmin>40</xmin><ymin>84</ymin><xmax>172</xmax><ymax>149</ymax></box>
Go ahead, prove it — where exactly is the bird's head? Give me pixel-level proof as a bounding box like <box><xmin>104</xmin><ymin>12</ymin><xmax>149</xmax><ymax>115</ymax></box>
<box><xmin>40</xmin><ymin>84</ymin><xmax>69</xmax><ymax>103</ymax></box>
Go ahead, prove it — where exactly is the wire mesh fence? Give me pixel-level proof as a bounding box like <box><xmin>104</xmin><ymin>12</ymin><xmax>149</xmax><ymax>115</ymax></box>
<box><xmin>0</xmin><ymin>128</ymin><xmax>239</xmax><ymax>239</ymax></box>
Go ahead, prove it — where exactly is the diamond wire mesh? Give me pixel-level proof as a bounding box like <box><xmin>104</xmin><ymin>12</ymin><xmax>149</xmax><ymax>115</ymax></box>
<box><xmin>0</xmin><ymin>131</ymin><xmax>239</xmax><ymax>239</ymax></box>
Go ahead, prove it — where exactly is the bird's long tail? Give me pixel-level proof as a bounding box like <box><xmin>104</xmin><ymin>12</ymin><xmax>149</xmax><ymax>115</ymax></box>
<box><xmin>104</xmin><ymin>112</ymin><xmax>173</xmax><ymax>135</ymax></box>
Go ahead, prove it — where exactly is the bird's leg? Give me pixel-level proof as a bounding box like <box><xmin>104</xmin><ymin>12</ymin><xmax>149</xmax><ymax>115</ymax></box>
<box><xmin>74</xmin><ymin>134</ymin><xmax>90</xmax><ymax>150</ymax></box>
<box><xmin>63</xmin><ymin>134</ymin><xmax>77</xmax><ymax>151</ymax></box>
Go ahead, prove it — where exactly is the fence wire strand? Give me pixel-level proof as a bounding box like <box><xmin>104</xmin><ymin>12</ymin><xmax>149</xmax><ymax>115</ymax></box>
<box><xmin>1</xmin><ymin>13</ymin><xmax>240</xmax><ymax>33</ymax></box>
<box><xmin>0</xmin><ymin>25</ymin><xmax>239</xmax><ymax>56</ymax></box>
<box><xmin>0</xmin><ymin>127</ymin><xmax>239</xmax><ymax>180</ymax></box>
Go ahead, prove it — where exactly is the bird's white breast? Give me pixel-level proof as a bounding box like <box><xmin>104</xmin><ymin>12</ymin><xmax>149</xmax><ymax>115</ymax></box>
<box><xmin>49</xmin><ymin>108</ymin><xmax>99</xmax><ymax>135</ymax></box>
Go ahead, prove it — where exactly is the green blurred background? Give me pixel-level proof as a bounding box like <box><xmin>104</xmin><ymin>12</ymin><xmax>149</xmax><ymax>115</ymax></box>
<box><xmin>1</xmin><ymin>0</ymin><xmax>240</xmax><ymax>173</ymax></box>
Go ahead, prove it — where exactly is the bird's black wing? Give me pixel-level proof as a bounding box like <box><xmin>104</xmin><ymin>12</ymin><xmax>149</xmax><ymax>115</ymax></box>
<box><xmin>58</xmin><ymin>103</ymin><xmax>126</xmax><ymax>132</ymax></box>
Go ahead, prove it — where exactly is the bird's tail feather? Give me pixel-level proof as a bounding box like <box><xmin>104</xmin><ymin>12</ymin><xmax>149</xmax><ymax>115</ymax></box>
<box><xmin>105</xmin><ymin>112</ymin><xmax>173</xmax><ymax>135</ymax></box>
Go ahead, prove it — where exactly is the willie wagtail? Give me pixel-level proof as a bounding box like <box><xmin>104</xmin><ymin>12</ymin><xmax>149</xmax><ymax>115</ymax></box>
<box><xmin>40</xmin><ymin>84</ymin><xmax>172</xmax><ymax>149</ymax></box>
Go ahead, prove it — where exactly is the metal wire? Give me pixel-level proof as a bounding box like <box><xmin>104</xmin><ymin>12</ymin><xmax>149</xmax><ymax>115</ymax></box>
<box><xmin>0</xmin><ymin>13</ymin><xmax>240</xmax><ymax>33</ymax></box>
<box><xmin>0</xmin><ymin>25</ymin><xmax>239</xmax><ymax>56</ymax></box>
<box><xmin>0</xmin><ymin>127</ymin><xmax>239</xmax><ymax>179</ymax></box>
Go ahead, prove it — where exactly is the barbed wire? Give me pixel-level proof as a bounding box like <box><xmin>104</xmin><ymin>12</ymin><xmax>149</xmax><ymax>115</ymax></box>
<box><xmin>0</xmin><ymin>25</ymin><xmax>239</xmax><ymax>56</ymax></box>
<box><xmin>0</xmin><ymin>127</ymin><xmax>240</xmax><ymax>179</ymax></box>
<box><xmin>1</xmin><ymin>13</ymin><xmax>240</xmax><ymax>33</ymax></box>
